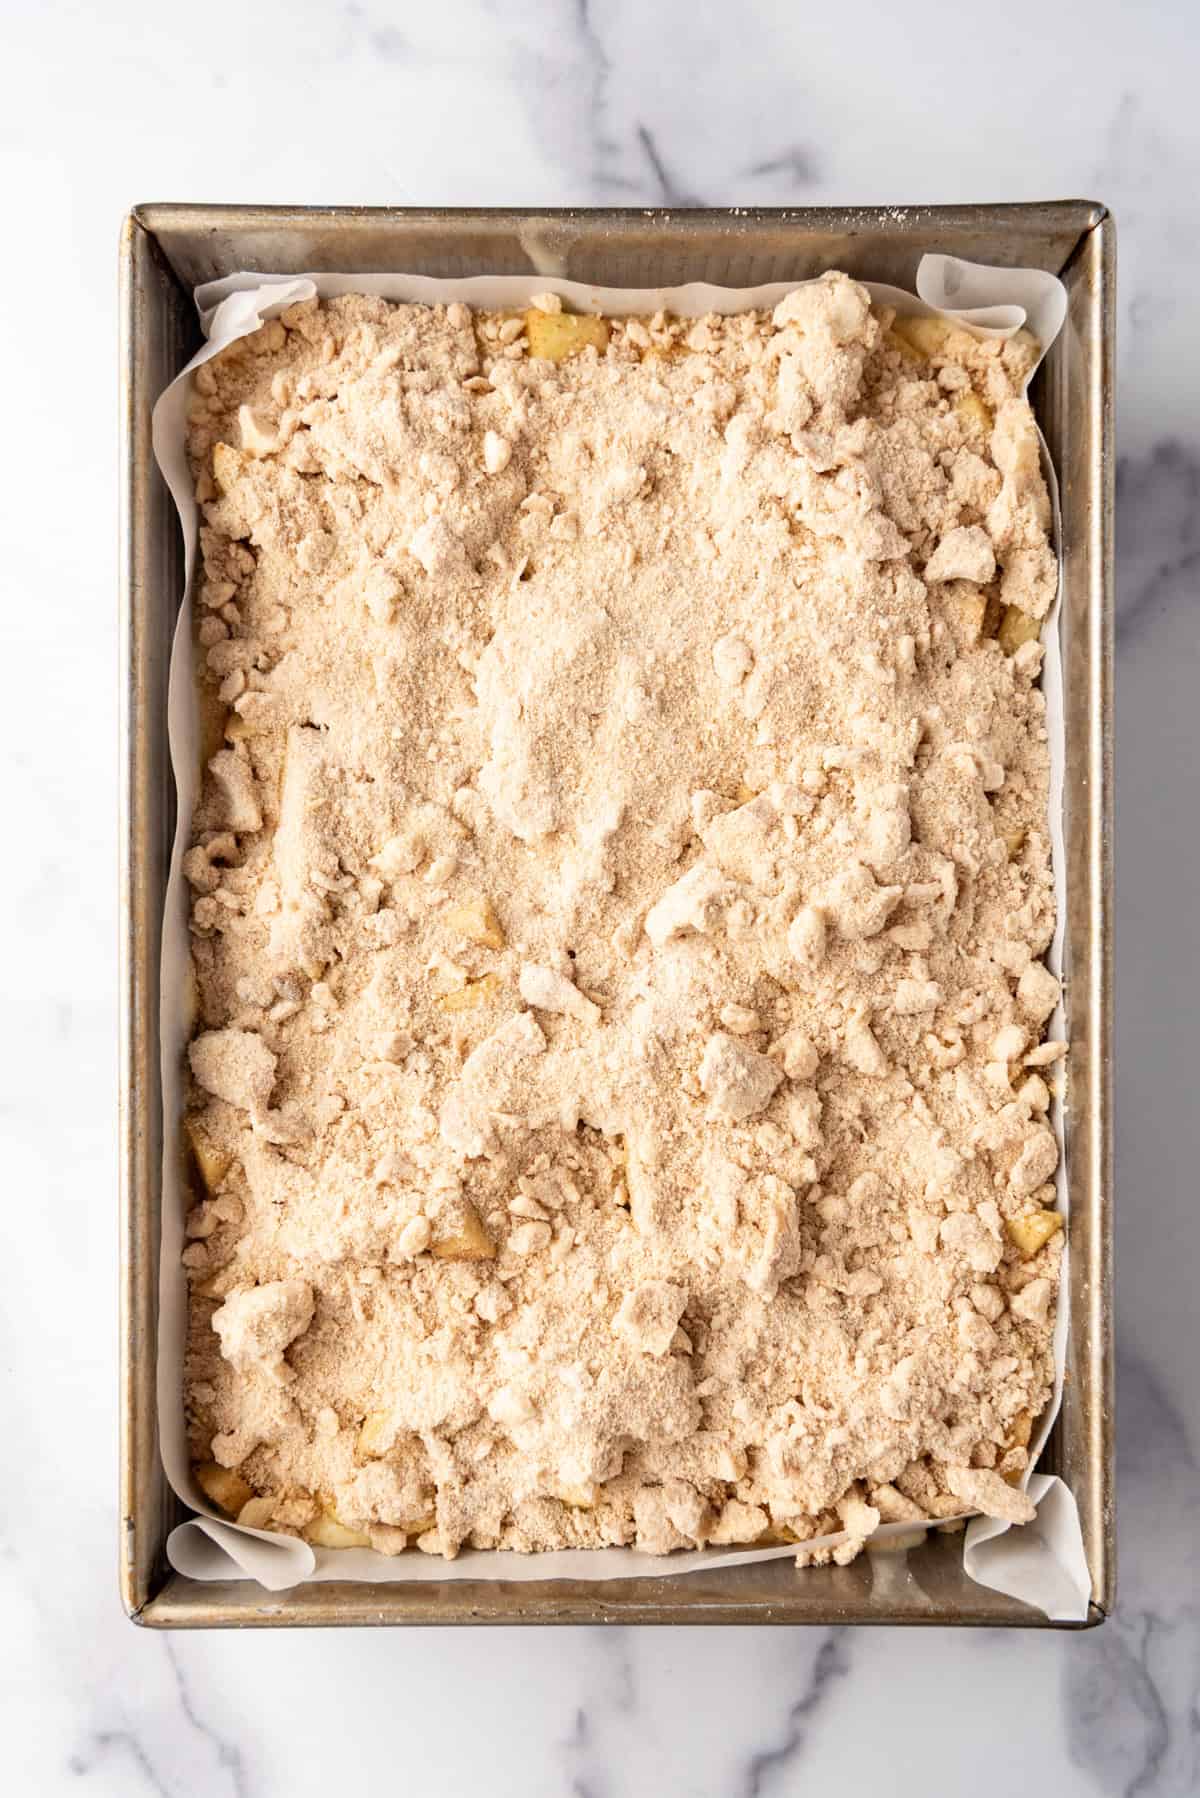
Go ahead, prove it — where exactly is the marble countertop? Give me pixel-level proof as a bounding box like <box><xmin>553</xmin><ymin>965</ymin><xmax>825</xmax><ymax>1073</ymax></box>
<box><xmin>3</xmin><ymin>0</ymin><xmax>1197</xmax><ymax>1791</ymax></box>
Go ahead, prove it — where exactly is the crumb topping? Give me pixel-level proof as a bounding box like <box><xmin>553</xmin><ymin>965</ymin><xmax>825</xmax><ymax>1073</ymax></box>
<box><xmin>181</xmin><ymin>278</ymin><xmax>1062</xmax><ymax>1562</ymax></box>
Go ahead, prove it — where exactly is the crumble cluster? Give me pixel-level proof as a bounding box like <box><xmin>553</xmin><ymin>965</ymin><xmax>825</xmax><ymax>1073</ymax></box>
<box><xmin>180</xmin><ymin>276</ymin><xmax>1064</xmax><ymax>1564</ymax></box>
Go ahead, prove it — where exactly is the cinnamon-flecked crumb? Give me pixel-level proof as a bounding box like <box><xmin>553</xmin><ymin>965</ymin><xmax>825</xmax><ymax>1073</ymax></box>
<box><xmin>181</xmin><ymin>278</ymin><xmax>1063</xmax><ymax>1561</ymax></box>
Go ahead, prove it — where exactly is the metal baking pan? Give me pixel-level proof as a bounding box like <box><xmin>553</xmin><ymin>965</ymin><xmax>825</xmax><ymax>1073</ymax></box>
<box><xmin>120</xmin><ymin>203</ymin><xmax>1113</xmax><ymax>1628</ymax></box>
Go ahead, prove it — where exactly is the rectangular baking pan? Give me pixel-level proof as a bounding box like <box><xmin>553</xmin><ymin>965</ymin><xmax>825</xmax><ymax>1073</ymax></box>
<box><xmin>120</xmin><ymin>203</ymin><xmax>1113</xmax><ymax>1628</ymax></box>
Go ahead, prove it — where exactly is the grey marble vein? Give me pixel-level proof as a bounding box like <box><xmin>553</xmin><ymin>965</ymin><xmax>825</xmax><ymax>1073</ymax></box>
<box><xmin>164</xmin><ymin>1642</ymin><xmax>249</xmax><ymax>1798</ymax></box>
<box><xmin>66</xmin><ymin>1645</ymin><xmax>250</xmax><ymax>1798</ymax></box>
<box><xmin>558</xmin><ymin>1630</ymin><xmax>639</xmax><ymax>1798</ymax></box>
<box><xmin>743</xmin><ymin>146</ymin><xmax>819</xmax><ymax>187</ymax></box>
<box><xmin>68</xmin><ymin>1730</ymin><xmax>171</xmax><ymax>1797</ymax></box>
<box><xmin>738</xmin><ymin>1631</ymin><xmax>851</xmax><ymax>1796</ymax></box>
<box><xmin>1065</xmin><ymin>1356</ymin><xmax>1200</xmax><ymax>1797</ymax></box>
<box><xmin>572</xmin><ymin>0</ymin><xmax>622</xmax><ymax>196</ymax></box>
<box><xmin>635</xmin><ymin>123</ymin><xmax>705</xmax><ymax>207</ymax></box>
<box><xmin>1115</xmin><ymin>441</ymin><xmax>1200</xmax><ymax>646</ymax></box>
<box><xmin>339</xmin><ymin>0</ymin><xmax>409</xmax><ymax>64</ymax></box>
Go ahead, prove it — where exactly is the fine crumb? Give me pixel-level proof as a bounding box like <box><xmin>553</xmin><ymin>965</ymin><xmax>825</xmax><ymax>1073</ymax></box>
<box><xmin>181</xmin><ymin>278</ymin><xmax>1062</xmax><ymax>1561</ymax></box>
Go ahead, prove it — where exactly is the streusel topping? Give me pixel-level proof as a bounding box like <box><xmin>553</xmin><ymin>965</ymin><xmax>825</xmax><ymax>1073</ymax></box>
<box><xmin>181</xmin><ymin>277</ymin><xmax>1063</xmax><ymax>1564</ymax></box>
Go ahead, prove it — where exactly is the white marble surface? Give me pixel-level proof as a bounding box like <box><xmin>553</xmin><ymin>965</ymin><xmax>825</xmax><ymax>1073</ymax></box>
<box><xmin>2</xmin><ymin>0</ymin><xmax>1197</xmax><ymax>1791</ymax></box>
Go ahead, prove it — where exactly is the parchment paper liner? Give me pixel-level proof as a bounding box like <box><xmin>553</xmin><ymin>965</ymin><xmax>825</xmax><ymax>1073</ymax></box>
<box><xmin>152</xmin><ymin>257</ymin><xmax>1085</xmax><ymax>1618</ymax></box>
